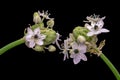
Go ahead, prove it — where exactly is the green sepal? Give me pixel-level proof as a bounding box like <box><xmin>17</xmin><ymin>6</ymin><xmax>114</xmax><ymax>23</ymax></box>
<box><xmin>43</xmin><ymin>29</ymin><xmax>56</xmax><ymax>45</ymax></box>
<box><xmin>73</xmin><ymin>26</ymin><xmax>92</xmax><ymax>41</ymax></box>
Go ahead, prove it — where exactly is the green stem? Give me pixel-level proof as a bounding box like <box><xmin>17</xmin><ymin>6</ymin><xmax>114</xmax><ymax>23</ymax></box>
<box><xmin>0</xmin><ymin>38</ymin><xmax>25</xmax><ymax>55</ymax></box>
<box><xmin>100</xmin><ymin>53</ymin><xmax>120</xmax><ymax>80</ymax></box>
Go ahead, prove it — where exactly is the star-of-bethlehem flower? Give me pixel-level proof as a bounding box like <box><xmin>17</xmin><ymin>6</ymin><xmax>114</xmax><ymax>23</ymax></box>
<box><xmin>25</xmin><ymin>27</ymin><xmax>46</xmax><ymax>48</ymax></box>
<box><xmin>70</xmin><ymin>42</ymin><xmax>87</xmax><ymax>64</ymax></box>
<box><xmin>85</xmin><ymin>15</ymin><xmax>109</xmax><ymax>36</ymax></box>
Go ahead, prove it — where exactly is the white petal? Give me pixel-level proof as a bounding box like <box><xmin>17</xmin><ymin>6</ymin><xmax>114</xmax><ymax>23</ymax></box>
<box><xmin>63</xmin><ymin>52</ymin><xmax>69</xmax><ymax>61</ymax></box>
<box><xmin>85</xmin><ymin>23</ymin><xmax>92</xmax><ymax>30</ymax></box>
<box><xmin>36</xmin><ymin>39</ymin><xmax>43</xmax><ymax>45</ymax></box>
<box><xmin>80</xmin><ymin>53</ymin><xmax>87</xmax><ymax>61</ymax></box>
<box><xmin>34</xmin><ymin>27</ymin><xmax>40</xmax><ymax>34</ymax></box>
<box><xmin>27</xmin><ymin>27</ymin><xmax>33</xmax><ymax>35</ymax></box>
<box><xmin>73</xmin><ymin>56</ymin><xmax>81</xmax><ymax>64</ymax></box>
<box><xmin>100</xmin><ymin>28</ymin><xmax>110</xmax><ymax>33</ymax></box>
<box><xmin>96</xmin><ymin>20</ymin><xmax>104</xmax><ymax>28</ymax></box>
<box><xmin>87</xmin><ymin>32</ymin><xmax>94</xmax><ymax>36</ymax></box>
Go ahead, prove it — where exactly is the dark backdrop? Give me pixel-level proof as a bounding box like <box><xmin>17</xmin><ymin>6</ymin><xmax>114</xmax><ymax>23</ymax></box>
<box><xmin>0</xmin><ymin>0</ymin><xmax>119</xmax><ymax>80</ymax></box>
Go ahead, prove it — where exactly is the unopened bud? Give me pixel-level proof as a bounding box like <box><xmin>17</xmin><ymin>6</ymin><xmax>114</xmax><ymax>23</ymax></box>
<box><xmin>33</xmin><ymin>45</ymin><xmax>44</xmax><ymax>52</ymax></box>
<box><xmin>33</xmin><ymin>12</ymin><xmax>41</xmax><ymax>24</ymax></box>
<box><xmin>77</xmin><ymin>35</ymin><xmax>86</xmax><ymax>43</ymax></box>
<box><xmin>47</xmin><ymin>18</ymin><xmax>54</xmax><ymax>28</ymax></box>
<box><xmin>48</xmin><ymin>45</ymin><xmax>56</xmax><ymax>52</ymax></box>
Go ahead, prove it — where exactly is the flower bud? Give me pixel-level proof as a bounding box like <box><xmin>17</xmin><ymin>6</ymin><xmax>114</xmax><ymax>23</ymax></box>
<box><xmin>48</xmin><ymin>45</ymin><xmax>56</xmax><ymax>52</ymax></box>
<box><xmin>33</xmin><ymin>12</ymin><xmax>41</xmax><ymax>24</ymax></box>
<box><xmin>47</xmin><ymin>18</ymin><xmax>54</xmax><ymax>28</ymax></box>
<box><xmin>77</xmin><ymin>35</ymin><xmax>86</xmax><ymax>43</ymax></box>
<box><xmin>33</xmin><ymin>45</ymin><xmax>44</xmax><ymax>52</ymax></box>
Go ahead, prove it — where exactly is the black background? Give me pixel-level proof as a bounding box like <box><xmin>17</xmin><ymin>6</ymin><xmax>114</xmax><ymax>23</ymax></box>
<box><xmin>0</xmin><ymin>0</ymin><xmax>119</xmax><ymax>80</ymax></box>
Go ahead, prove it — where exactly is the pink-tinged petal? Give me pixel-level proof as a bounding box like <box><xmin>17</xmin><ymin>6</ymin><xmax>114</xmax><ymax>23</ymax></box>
<box><xmin>70</xmin><ymin>53</ymin><xmax>75</xmax><ymax>58</ymax></box>
<box><xmin>94</xmin><ymin>31</ymin><xmax>102</xmax><ymax>35</ymax></box>
<box><xmin>36</xmin><ymin>40</ymin><xmax>43</xmax><ymax>45</ymax></box>
<box><xmin>34</xmin><ymin>27</ymin><xmax>40</xmax><ymax>34</ymax></box>
<box><xmin>87</xmin><ymin>32</ymin><xmax>94</xmax><ymax>36</ymax></box>
<box><xmin>80</xmin><ymin>53</ymin><xmax>87</xmax><ymax>61</ymax></box>
<box><xmin>25</xmin><ymin>34</ymin><xmax>32</xmax><ymax>41</ymax></box>
<box><xmin>71</xmin><ymin>42</ymin><xmax>78</xmax><ymax>49</ymax></box>
<box><xmin>79</xmin><ymin>44</ymin><xmax>87</xmax><ymax>53</ymax></box>
<box><xmin>100</xmin><ymin>28</ymin><xmax>110</xmax><ymax>33</ymax></box>
<box><xmin>73</xmin><ymin>56</ymin><xmax>81</xmax><ymax>64</ymax></box>
<box><xmin>26</xmin><ymin>40</ymin><xmax>35</xmax><ymax>48</ymax></box>
<box><xmin>27</xmin><ymin>27</ymin><xmax>33</xmax><ymax>35</ymax></box>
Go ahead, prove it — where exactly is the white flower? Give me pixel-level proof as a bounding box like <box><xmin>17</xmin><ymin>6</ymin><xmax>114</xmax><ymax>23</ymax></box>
<box><xmin>62</xmin><ymin>38</ymin><xmax>70</xmax><ymax>61</ymax></box>
<box><xmin>25</xmin><ymin>27</ymin><xmax>46</xmax><ymax>48</ymax></box>
<box><xmin>38</xmin><ymin>10</ymin><xmax>50</xmax><ymax>19</ymax></box>
<box><xmin>70</xmin><ymin>42</ymin><xmax>87</xmax><ymax>64</ymax></box>
<box><xmin>53</xmin><ymin>32</ymin><xmax>62</xmax><ymax>50</ymax></box>
<box><xmin>85</xmin><ymin>15</ymin><xmax>109</xmax><ymax>36</ymax></box>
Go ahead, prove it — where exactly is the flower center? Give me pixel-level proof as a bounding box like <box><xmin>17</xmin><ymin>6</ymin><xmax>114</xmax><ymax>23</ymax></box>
<box><xmin>74</xmin><ymin>49</ymin><xmax>79</xmax><ymax>54</ymax></box>
<box><xmin>94</xmin><ymin>25</ymin><xmax>99</xmax><ymax>30</ymax></box>
<box><xmin>34</xmin><ymin>34</ymin><xmax>38</xmax><ymax>39</ymax></box>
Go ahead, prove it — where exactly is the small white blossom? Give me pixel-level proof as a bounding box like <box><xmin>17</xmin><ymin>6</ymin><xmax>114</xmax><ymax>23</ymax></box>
<box><xmin>25</xmin><ymin>27</ymin><xmax>46</xmax><ymax>48</ymax></box>
<box><xmin>38</xmin><ymin>10</ymin><xmax>51</xmax><ymax>19</ymax></box>
<box><xmin>70</xmin><ymin>42</ymin><xmax>87</xmax><ymax>64</ymax></box>
<box><xmin>85</xmin><ymin>15</ymin><xmax>109</xmax><ymax>36</ymax></box>
<box><xmin>53</xmin><ymin>32</ymin><xmax>62</xmax><ymax>50</ymax></box>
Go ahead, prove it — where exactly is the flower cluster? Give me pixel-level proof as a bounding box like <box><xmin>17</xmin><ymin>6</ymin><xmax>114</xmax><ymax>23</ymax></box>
<box><xmin>25</xmin><ymin>11</ymin><xmax>109</xmax><ymax>64</ymax></box>
<box><xmin>25</xmin><ymin>11</ymin><xmax>61</xmax><ymax>52</ymax></box>
<box><xmin>61</xmin><ymin>15</ymin><xmax>109</xmax><ymax>64</ymax></box>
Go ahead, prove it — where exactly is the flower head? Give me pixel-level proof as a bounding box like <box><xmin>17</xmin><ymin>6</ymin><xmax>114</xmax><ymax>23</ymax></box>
<box><xmin>70</xmin><ymin>42</ymin><xmax>87</xmax><ymax>64</ymax></box>
<box><xmin>85</xmin><ymin>15</ymin><xmax>109</xmax><ymax>36</ymax></box>
<box><xmin>25</xmin><ymin>27</ymin><xmax>46</xmax><ymax>48</ymax></box>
